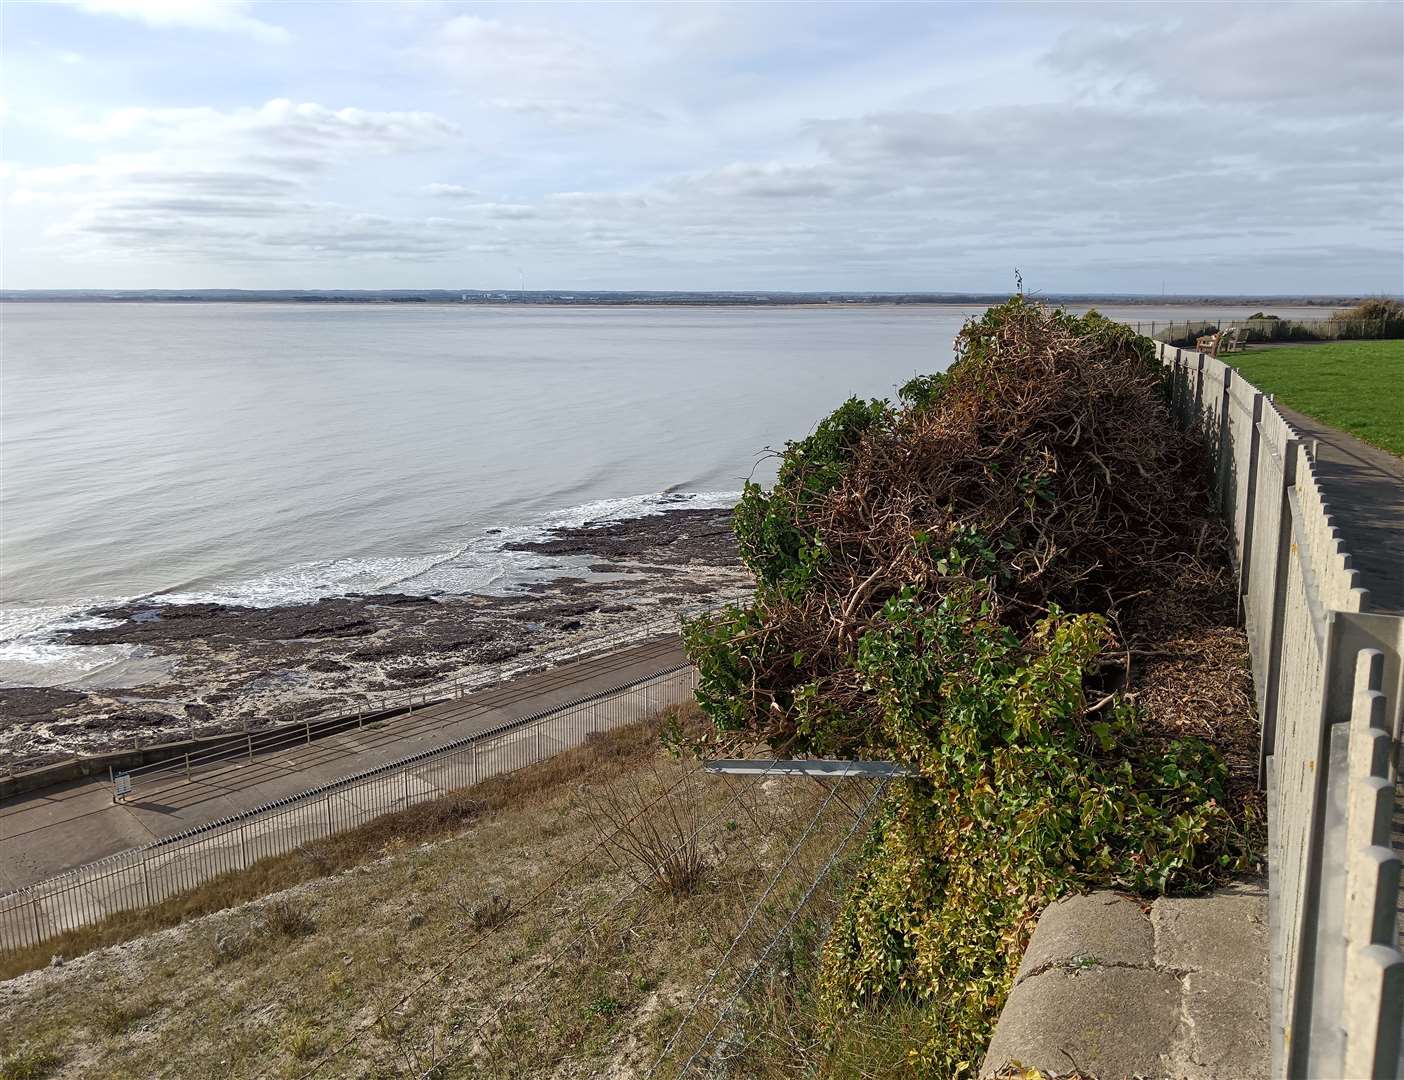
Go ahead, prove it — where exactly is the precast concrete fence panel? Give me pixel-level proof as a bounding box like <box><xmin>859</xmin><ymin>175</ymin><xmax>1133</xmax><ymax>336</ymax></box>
<box><xmin>1159</xmin><ymin>342</ymin><xmax>1403</xmax><ymax>1079</ymax></box>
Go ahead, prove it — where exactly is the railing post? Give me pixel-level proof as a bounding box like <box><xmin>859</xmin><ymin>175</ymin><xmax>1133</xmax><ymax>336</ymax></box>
<box><xmin>184</xmin><ymin>753</ymin><xmax>191</xmax><ymax>782</ymax></box>
<box><xmin>247</xmin><ymin>733</ymin><xmax>254</xmax><ymax>764</ymax></box>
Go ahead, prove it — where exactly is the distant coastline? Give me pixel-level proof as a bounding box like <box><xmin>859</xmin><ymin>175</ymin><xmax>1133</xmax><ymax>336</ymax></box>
<box><xmin>0</xmin><ymin>289</ymin><xmax>1383</xmax><ymax>307</ymax></box>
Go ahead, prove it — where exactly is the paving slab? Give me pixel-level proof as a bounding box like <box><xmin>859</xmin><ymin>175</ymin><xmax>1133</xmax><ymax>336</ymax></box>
<box><xmin>1015</xmin><ymin>892</ymin><xmax>1153</xmax><ymax>983</ymax></box>
<box><xmin>983</xmin><ymin>882</ymin><xmax>1269</xmax><ymax>1080</ymax></box>
<box><xmin>1152</xmin><ymin>881</ymin><xmax>1268</xmax><ymax>980</ymax></box>
<box><xmin>1170</xmin><ymin>969</ymin><xmax>1271</xmax><ymax>1078</ymax></box>
<box><xmin>984</xmin><ymin>964</ymin><xmax>1183</xmax><ymax>1078</ymax></box>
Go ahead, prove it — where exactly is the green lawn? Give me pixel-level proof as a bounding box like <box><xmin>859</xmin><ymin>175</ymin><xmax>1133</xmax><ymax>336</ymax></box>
<box><xmin>1230</xmin><ymin>339</ymin><xmax>1404</xmax><ymax>457</ymax></box>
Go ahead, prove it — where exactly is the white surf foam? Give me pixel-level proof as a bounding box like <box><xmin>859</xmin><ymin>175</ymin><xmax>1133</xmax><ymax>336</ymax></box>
<box><xmin>0</xmin><ymin>489</ymin><xmax>741</xmax><ymax>686</ymax></box>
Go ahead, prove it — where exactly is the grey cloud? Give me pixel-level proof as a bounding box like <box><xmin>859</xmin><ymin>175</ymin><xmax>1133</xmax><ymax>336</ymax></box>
<box><xmin>123</xmin><ymin>171</ymin><xmax>301</xmax><ymax>196</ymax></box>
<box><xmin>679</xmin><ymin>164</ymin><xmax>836</xmax><ymax>200</ymax></box>
<box><xmin>105</xmin><ymin>195</ymin><xmax>299</xmax><ymax>218</ymax></box>
<box><xmin>423</xmin><ymin>183</ymin><xmax>481</xmax><ymax>198</ymax></box>
<box><xmin>1045</xmin><ymin>2</ymin><xmax>1403</xmax><ymax>116</ymax></box>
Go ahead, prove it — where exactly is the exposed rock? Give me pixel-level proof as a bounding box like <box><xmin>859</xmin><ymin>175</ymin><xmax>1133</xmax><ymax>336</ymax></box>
<box><xmin>2</xmin><ymin>504</ymin><xmax>747</xmax><ymax>768</ymax></box>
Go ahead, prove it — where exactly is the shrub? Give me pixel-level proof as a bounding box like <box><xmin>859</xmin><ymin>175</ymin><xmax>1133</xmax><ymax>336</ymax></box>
<box><xmin>1330</xmin><ymin>296</ymin><xmax>1404</xmax><ymax>339</ymax></box>
<box><xmin>683</xmin><ymin>298</ymin><xmax>1259</xmax><ymax>1072</ymax></box>
<box><xmin>685</xmin><ymin>299</ymin><xmax>1209</xmax><ymax>756</ymax></box>
<box><xmin>587</xmin><ymin>768</ymin><xmax>708</xmax><ymax>896</ymax></box>
<box><xmin>461</xmin><ymin>893</ymin><xmax>513</xmax><ymax>932</ymax></box>
<box><xmin>817</xmin><ymin>590</ymin><xmax>1251</xmax><ymax>1072</ymax></box>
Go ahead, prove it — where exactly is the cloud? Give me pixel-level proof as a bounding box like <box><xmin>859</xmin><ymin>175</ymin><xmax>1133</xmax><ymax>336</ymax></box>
<box><xmin>5</xmin><ymin>1</ymin><xmax>1401</xmax><ymax>290</ymax></box>
<box><xmin>1045</xmin><ymin>1</ymin><xmax>1403</xmax><ymax>116</ymax></box>
<box><xmin>487</xmin><ymin>98</ymin><xmax>666</xmax><ymax>129</ymax></box>
<box><xmin>422</xmin><ymin>183</ymin><xmax>480</xmax><ymax>198</ymax></box>
<box><xmin>420</xmin><ymin>15</ymin><xmax>601</xmax><ymax>92</ymax></box>
<box><xmin>16</xmin><ymin>100</ymin><xmax>466</xmax><ymax>265</ymax></box>
<box><xmin>52</xmin><ymin>0</ymin><xmax>288</xmax><ymax>42</ymax></box>
<box><xmin>679</xmin><ymin>163</ymin><xmax>835</xmax><ymax>200</ymax></box>
<box><xmin>68</xmin><ymin>99</ymin><xmax>460</xmax><ymax>156</ymax></box>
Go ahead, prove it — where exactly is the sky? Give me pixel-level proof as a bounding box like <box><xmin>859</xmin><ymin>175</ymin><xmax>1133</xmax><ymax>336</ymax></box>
<box><xmin>1</xmin><ymin>0</ymin><xmax>1401</xmax><ymax>293</ymax></box>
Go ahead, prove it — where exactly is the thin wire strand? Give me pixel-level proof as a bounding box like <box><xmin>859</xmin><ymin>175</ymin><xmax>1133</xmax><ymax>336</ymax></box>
<box><xmin>414</xmin><ymin>757</ymin><xmax>795</xmax><ymax>1080</ymax></box>
<box><xmin>283</xmin><ymin>754</ymin><xmax>704</xmax><ymax>1080</ymax></box>
<box><xmin>645</xmin><ymin>776</ymin><xmax>852</xmax><ymax>1076</ymax></box>
<box><xmin>673</xmin><ymin>775</ymin><xmax>891</xmax><ymax>1079</ymax></box>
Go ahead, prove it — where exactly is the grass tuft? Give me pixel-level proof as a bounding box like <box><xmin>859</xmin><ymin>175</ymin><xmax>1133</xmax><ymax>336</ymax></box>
<box><xmin>0</xmin><ymin>1046</ymin><xmax>64</xmax><ymax>1080</ymax></box>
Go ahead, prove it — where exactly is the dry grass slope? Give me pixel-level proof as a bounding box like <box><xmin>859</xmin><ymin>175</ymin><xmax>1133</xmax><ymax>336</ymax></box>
<box><xmin>0</xmin><ymin>706</ymin><xmax>897</xmax><ymax>1079</ymax></box>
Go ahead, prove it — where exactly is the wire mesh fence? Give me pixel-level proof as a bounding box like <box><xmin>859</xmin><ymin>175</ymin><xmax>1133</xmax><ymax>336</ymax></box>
<box><xmin>267</xmin><ymin>757</ymin><xmax>890</xmax><ymax>1080</ymax></box>
<box><xmin>0</xmin><ymin>664</ymin><xmax>699</xmax><ymax>955</ymax></box>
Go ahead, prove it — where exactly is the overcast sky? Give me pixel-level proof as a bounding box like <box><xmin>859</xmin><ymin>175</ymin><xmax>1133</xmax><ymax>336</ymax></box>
<box><xmin>2</xmin><ymin>0</ymin><xmax>1401</xmax><ymax>293</ymax></box>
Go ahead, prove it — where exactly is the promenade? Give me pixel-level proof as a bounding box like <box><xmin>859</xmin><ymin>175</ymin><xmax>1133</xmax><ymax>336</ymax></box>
<box><xmin>1277</xmin><ymin>402</ymin><xmax>1404</xmax><ymax>614</ymax></box>
<box><xmin>0</xmin><ymin>634</ymin><xmax>685</xmax><ymax>893</ymax></box>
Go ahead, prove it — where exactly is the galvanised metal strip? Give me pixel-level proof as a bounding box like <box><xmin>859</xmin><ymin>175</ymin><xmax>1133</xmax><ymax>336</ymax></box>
<box><xmin>702</xmin><ymin>759</ymin><xmax>909</xmax><ymax>778</ymax></box>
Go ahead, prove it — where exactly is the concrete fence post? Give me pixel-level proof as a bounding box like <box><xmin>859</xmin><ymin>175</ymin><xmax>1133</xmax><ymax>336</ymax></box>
<box><xmin>1194</xmin><ymin>350</ymin><xmax>1206</xmax><ymax>423</ymax></box>
<box><xmin>1240</xmin><ymin>391</ymin><xmax>1265</xmax><ymax>612</ymax></box>
<box><xmin>1259</xmin><ymin>437</ymin><xmax>1299</xmax><ymax>780</ymax></box>
<box><xmin>1217</xmin><ymin>365</ymin><xmax>1233</xmax><ymax>509</ymax></box>
<box><xmin>1344</xmin><ymin>947</ymin><xmax>1404</xmax><ymax>1080</ymax></box>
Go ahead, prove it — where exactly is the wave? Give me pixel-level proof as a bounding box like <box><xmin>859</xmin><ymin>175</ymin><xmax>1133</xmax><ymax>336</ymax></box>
<box><xmin>0</xmin><ymin>489</ymin><xmax>740</xmax><ymax>687</ymax></box>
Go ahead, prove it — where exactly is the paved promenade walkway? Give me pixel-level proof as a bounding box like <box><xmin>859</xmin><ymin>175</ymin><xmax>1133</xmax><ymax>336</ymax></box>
<box><xmin>0</xmin><ymin>635</ymin><xmax>685</xmax><ymax>893</ymax></box>
<box><xmin>1275</xmin><ymin>405</ymin><xmax>1404</xmax><ymax>941</ymax></box>
<box><xmin>1277</xmin><ymin>403</ymin><xmax>1404</xmax><ymax>615</ymax></box>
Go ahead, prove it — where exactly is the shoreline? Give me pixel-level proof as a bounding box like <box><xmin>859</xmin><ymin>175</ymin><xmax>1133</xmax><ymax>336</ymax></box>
<box><xmin>0</xmin><ymin>296</ymin><xmax>1367</xmax><ymax>309</ymax></box>
<box><xmin>0</xmin><ymin>507</ymin><xmax>745</xmax><ymax>771</ymax></box>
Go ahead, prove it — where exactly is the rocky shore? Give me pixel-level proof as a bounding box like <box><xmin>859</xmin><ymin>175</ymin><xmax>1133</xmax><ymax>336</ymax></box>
<box><xmin>0</xmin><ymin>507</ymin><xmax>745</xmax><ymax>771</ymax></box>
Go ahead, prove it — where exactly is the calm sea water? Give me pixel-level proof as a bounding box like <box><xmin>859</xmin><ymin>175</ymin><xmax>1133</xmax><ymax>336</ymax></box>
<box><xmin>0</xmin><ymin>300</ymin><xmax>1332</xmax><ymax>685</ymax></box>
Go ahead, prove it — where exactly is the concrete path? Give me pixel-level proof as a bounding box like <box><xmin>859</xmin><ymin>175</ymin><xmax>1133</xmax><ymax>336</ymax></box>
<box><xmin>0</xmin><ymin>635</ymin><xmax>685</xmax><ymax>892</ymax></box>
<box><xmin>982</xmin><ymin>882</ymin><xmax>1269</xmax><ymax>1079</ymax></box>
<box><xmin>1274</xmin><ymin>404</ymin><xmax>1404</xmax><ymax>941</ymax></box>
<box><xmin>1276</xmin><ymin>403</ymin><xmax>1404</xmax><ymax>615</ymax></box>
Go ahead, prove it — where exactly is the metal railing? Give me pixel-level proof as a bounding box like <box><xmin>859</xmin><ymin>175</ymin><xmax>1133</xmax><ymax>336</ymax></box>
<box><xmin>1160</xmin><ymin>342</ymin><xmax>1404</xmax><ymax>1079</ymax></box>
<box><xmin>0</xmin><ymin>663</ymin><xmax>699</xmax><ymax>954</ymax></box>
<box><xmin>1138</xmin><ymin>316</ymin><xmax>1404</xmax><ymax>347</ymax></box>
<box><xmin>108</xmin><ymin>601</ymin><xmax>730</xmax><ymax>802</ymax></box>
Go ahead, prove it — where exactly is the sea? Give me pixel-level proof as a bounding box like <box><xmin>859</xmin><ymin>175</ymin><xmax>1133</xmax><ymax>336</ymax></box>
<box><xmin>0</xmin><ymin>300</ymin><xmax>1334</xmax><ymax>688</ymax></box>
